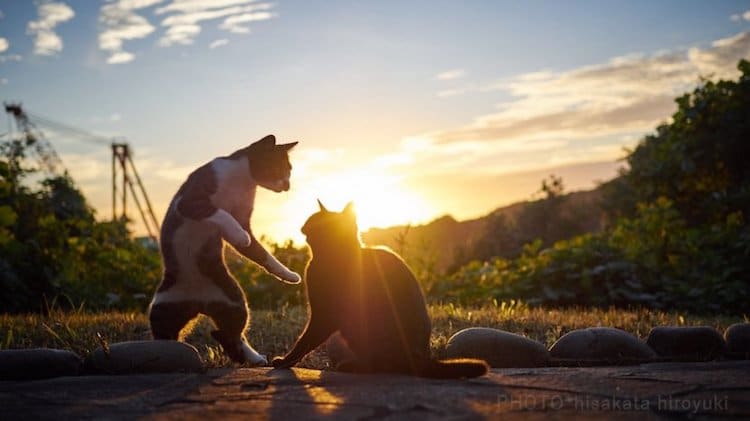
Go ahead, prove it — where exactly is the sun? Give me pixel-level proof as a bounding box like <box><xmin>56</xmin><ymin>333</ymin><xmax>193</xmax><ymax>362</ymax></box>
<box><xmin>319</xmin><ymin>171</ymin><xmax>434</xmax><ymax>231</ymax></box>
<box><xmin>257</xmin><ymin>168</ymin><xmax>437</xmax><ymax>244</ymax></box>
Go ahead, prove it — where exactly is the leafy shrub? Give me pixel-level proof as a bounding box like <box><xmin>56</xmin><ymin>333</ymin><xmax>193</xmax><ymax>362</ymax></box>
<box><xmin>225</xmin><ymin>239</ymin><xmax>309</xmax><ymax>308</ymax></box>
<box><xmin>435</xmin><ymin>61</ymin><xmax>750</xmax><ymax>315</ymax></box>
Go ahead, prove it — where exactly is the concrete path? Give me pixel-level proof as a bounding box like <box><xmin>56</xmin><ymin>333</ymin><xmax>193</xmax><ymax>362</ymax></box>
<box><xmin>1</xmin><ymin>361</ymin><xmax>748</xmax><ymax>420</ymax></box>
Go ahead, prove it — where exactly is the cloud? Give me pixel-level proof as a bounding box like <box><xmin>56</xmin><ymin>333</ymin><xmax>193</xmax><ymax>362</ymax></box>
<box><xmin>688</xmin><ymin>32</ymin><xmax>750</xmax><ymax>75</ymax></box>
<box><xmin>96</xmin><ymin>0</ymin><xmax>276</xmax><ymax>58</ymax></box>
<box><xmin>209</xmin><ymin>38</ymin><xmax>229</xmax><ymax>49</ymax></box>
<box><xmin>383</xmin><ymin>31</ymin><xmax>750</xmax><ymax>180</ymax></box>
<box><xmin>0</xmin><ymin>12</ymin><xmax>6</xmax><ymax>53</ymax></box>
<box><xmin>27</xmin><ymin>1</ymin><xmax>75</xmax><ymax>56</ymax></box>
<box><xmin>155</xmin><ymin>0</ymin><xmax>257</xmax><ymax>14</ymax></box>
<box><xmin>0</xmin><ymin>54</ymin><xmax>23</xmax><ymax>63</ymax></box>
<box><xmin>158</xmin><ymin>23</ymin><xmax>201</xmax><ymax>46</ymax></box>
<box><xmin>434</xmin><ymin>32</ymin><xmax>750</xmax><ymax>146</ymax></box>
<box><xmin>117</xmin><ymin>0</ymin><xmax>165</xmax><ymax>8</ymax></box>
<box><xmin>155</xmin><ymin>1</ymin><xmax>275</xmax><ymax>45</ymax></box>
<box><xmin>435</xmin><ymin>69</ymin><xmax>466</xmax><ymax>81</ymax></box>
<box><xmin>730</xmin><ymin>10</ymin><xmax>750</xmax><ymax>22</ymax></box>
<box><xmin>436</xmin><ymin>88</ymin><xmax>468</xmax><ymax>98</ymax></box>
<box><xmin>98</xmin><ymin>0</ymin><xmax>163</xmax><ymax>64</ymax></box>
<box><xmin>218</xmin><ymin>10</ymin><xmax>274</xmax><ymax>33</ymax></box>
<box><xmin>107</xmin><ymin>51</ymin><xmax>135</xmax><ymax>64</ymax></box>
<box><xmin>159</xmin><ymin>3</ymin><xmax>269</xmax><ymax>26</ymax></box>
<box><xmin>59</xmin><ymin>152</ymin><xmax>109</xmax><ymax>185</ymax></box>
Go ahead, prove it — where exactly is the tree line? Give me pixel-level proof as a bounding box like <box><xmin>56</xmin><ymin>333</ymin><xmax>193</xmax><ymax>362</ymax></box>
<box><xmin>432</xmin><ymin>60</ymin><xmax>750</xmax><ymax>314</ymax></box>
<box><xmin>1</xmin><ymin>60</ymin><xmax>748</xmax><ymax>314</ymax></box>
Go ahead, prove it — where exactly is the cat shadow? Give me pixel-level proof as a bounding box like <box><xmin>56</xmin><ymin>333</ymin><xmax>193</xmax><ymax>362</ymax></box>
<box><xmin>266</xmin><ymin>367</ymin><xmax>490</xmax><ymax>420</ymax></box>
<box><xmin>267</xmin><ymin>367</ymin><xmax>348</xmax><ymax>419</ymax></box>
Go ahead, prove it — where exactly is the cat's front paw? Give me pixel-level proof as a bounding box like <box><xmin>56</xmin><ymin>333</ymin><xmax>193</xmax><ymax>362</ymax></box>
<box><xmin>280</xmin><ymin>271</ymin><xmax>302</xmax><ymax>284</ymax></box>
<box><xmin>265</xmin><ymin>257</ymin><xmax>302</xmax><ymax>284</ymax></box>
<box><xmin>272</xmin><ymin>356</ymin><xmax>293</xmax><ymax>369</ymax></box>
<box><xmin>227</xmin><ymin>229</ymin><xmax>252</xmax><ymax>248</ymax></box>
<box><xmin>273</xmin><ymin>268</ymin><xmax>301</xmax><ymax>285</ymax></box>
<box><xmin>245</xmin><ymin>354</ymin><xmax>268</xmax><ymax>367</ymax></box>
<box><xmin>241</xmin><ymin>342</ymin><xmax>268</xmax><ymax>367</ymax></box>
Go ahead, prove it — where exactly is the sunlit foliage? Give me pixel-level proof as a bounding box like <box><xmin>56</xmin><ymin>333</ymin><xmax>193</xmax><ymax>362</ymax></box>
<box><xmin>437</xmin><ymin>60</ymin><xmax>750</xmax><ymax>315</ymax></box>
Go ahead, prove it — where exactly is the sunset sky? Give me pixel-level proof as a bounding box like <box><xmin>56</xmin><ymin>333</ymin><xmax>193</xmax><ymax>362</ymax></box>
<box><xmin>1</xmin><ymin>1</ymin><xmax>750</xmax><ymax>243</ymax></box>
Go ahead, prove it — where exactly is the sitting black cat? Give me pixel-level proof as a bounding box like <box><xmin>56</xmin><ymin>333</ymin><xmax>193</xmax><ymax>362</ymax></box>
<box><xmin>272</xmin><ymin>201</ymin><xmax>488</xmax><ymax>378</ymax></box>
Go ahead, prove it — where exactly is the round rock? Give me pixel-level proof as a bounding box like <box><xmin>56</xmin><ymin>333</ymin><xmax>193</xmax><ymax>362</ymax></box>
<box><xmin>549</xmin><ymin>327</ymin><xmax>656</xmax><ymax>362</ymax></box>
<box><xmin>84</xmin><ymin>340</ymin><xmax>204</xmax><ymax>374</ymax></box>
<box><xmin>0</xmin><ymin>348</ymin><xmax>82</xmax><ymax>381</ymax></box>
<box><xmin>725</xmin><ymin>323</ymin><xmax>750</xmax><ymax>359</ymax></box>
<box><xmin>445</xmin><ymin>327</ymin><xmax>549</xmax><ymax>368</ymax></box>
<box><xmin>646</xmin><ymin>326</ymin><xmax>727</xmax><ymax>361</ymax></box>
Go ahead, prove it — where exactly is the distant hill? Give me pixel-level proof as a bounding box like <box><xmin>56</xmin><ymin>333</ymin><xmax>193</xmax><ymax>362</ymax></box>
<box><xmin>362</xmin><ymin>187</ymin><xmax>606</xmax><ymax>274</ymax></box>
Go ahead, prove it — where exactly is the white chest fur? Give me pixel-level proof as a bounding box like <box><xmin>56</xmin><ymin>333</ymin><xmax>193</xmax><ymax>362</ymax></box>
<box><xmin>152</xmin><ymin>157</ymin><xmax>258</xmax><ymax>305</ymax></box>
<box><xmin>209</xmin><ymin>157</ymin><xmax>256</xmax><ymax>220</ymax></box>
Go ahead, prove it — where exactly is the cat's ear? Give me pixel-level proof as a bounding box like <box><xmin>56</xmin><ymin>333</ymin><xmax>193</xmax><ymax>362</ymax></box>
<box><xmin>343</xmin><ymin>201</ymin><xmax>355</xmax><ymax>216</ymax></box>
<box><xmin>253</xmin><ymin>134</ymin><xmax>276</xmax><ymax>149</ymax></box>
<box><xmin>278</xmin><ymin>141</ymin><xmax>298</xmax><ymax>152</ymax></box>
<box><xmin>317</xmin><ymin>199</ymin><xmax>328</xmax><ymax>212</ymax></box>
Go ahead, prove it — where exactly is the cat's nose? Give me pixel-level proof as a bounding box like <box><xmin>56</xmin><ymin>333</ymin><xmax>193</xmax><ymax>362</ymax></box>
<box><xmin>281</xmin><ymin>179</ymin><xmax>290</xmax><ymax>191</ymax></box>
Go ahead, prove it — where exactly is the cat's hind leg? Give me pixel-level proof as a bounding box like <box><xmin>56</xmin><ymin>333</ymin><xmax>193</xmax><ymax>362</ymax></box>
<box><xmin>205</xmin><ymin>301</ymin><xmax>268</xmax><ymax>366</ymax></box>
<box><xmin>196</xmin><ymin>239</ymin><xmax>267</xmax><ymax>366</ymax></box>
<box><xmin>149</xmin><ymin>300</ymin><xmax>201</xmax><ymax>340</ymax></box>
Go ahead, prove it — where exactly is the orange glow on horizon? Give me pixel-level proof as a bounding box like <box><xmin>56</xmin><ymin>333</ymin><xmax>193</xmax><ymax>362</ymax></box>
<box><xmin>297</xmin><ymin>170</ymin><xmax>435</xmax><ymax>232</ymax></box>
<box><xmin>254</xmin><ymin>167</ymin><xmax>438</xmax><ymax>245</ymax></box>
<box><xmin>327</xmin><ymin>179</ymin><xmax>432</xmax><ymax>231</ymax></box>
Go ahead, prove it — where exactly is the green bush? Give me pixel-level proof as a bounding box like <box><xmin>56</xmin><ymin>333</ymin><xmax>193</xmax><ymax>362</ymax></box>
<box><xmin>225</xmin><ymin>239</ymin><xmax>309</xmax><ymax>308</ymax></box>
<box><xmin>0</xmin><ymin>135</ymin><xmax>310</xmax><ymax>313</ymax></box>
<box><xmin>3</xmin><ymin>60</ymin><xmax>749</xmax><ymax>315</ymax></box>
<box><xmin>435</xmin><ymin>61</ymin><xmax>750</xmax><ymax>315</ymax></box>
<box><xmin>0</xmin><ymin>169</ymin><xmax>159</xmax><ymax>311</ymax></box>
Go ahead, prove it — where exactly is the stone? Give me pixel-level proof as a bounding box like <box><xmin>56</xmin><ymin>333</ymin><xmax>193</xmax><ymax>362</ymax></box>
<box><xmin>725</xmin><ymin>323</ymin><xmax>750</xmax><ymax>359</ymax></box>
<box><xmin>0</xmin><ymin>348</ymin><xmax>82</xmax><ymax>380</ymax></box>
<box><xmin>646</xmin><ymin>326</ymin><xmax>727</xmax><ymax>361</ymax></box>
<box><xmin>84</xmin><ymin>340</ymin><xmax>204</xmax><ymax>374</ymax></box>
<box><xmin>549</xmin><ymin>327</ymin><xmax>656</xmax><ymax>362</ymax></box>
<box><xmin>445</xmin><ymin>327</ymin><xmax>549</xmax><ymax>368</ymax></box>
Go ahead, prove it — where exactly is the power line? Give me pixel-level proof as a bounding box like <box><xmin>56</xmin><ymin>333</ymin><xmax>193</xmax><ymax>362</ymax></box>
<box><xmin>3</xmin><ymin>104</ymin><xmax>160</xmax><ymax>241</ymax></box>
<box><xmin>25</xmin><ymin>112</ymin><xmax>113</xmax><ymax>146</ymax></box>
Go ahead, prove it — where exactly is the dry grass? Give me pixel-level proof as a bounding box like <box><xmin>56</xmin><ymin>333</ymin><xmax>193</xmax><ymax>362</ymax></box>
<box><xmin>1</xmin><ymin>302</ymin><xmax>744</xmax><ymax>370</ymax></box>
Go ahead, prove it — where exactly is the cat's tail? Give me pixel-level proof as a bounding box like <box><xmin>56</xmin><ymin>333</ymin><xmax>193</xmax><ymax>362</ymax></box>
<box><xmin>418</xmin><ymin>358</ymin><xmax>489</xmax><ymax>379</ymax></box>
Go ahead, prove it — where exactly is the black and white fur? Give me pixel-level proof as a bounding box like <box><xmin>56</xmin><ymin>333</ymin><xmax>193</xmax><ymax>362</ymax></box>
<box><xmin>149</xmin><ymin>135</ymin><xmax>300</xmax><ymax>366</ymax></box>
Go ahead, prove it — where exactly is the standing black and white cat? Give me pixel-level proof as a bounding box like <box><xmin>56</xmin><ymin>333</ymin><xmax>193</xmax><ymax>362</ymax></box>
<box><xmin>149</xmin><ymin>135</ymin><xmax>300</xmax><ymax>366</ymax></box>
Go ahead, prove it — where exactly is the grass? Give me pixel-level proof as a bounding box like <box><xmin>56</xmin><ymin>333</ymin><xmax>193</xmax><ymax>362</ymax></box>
<box><xmin>0</xmin><ymin>302</ymin><xmax>744</xmax><ymax>370</ymax></box>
